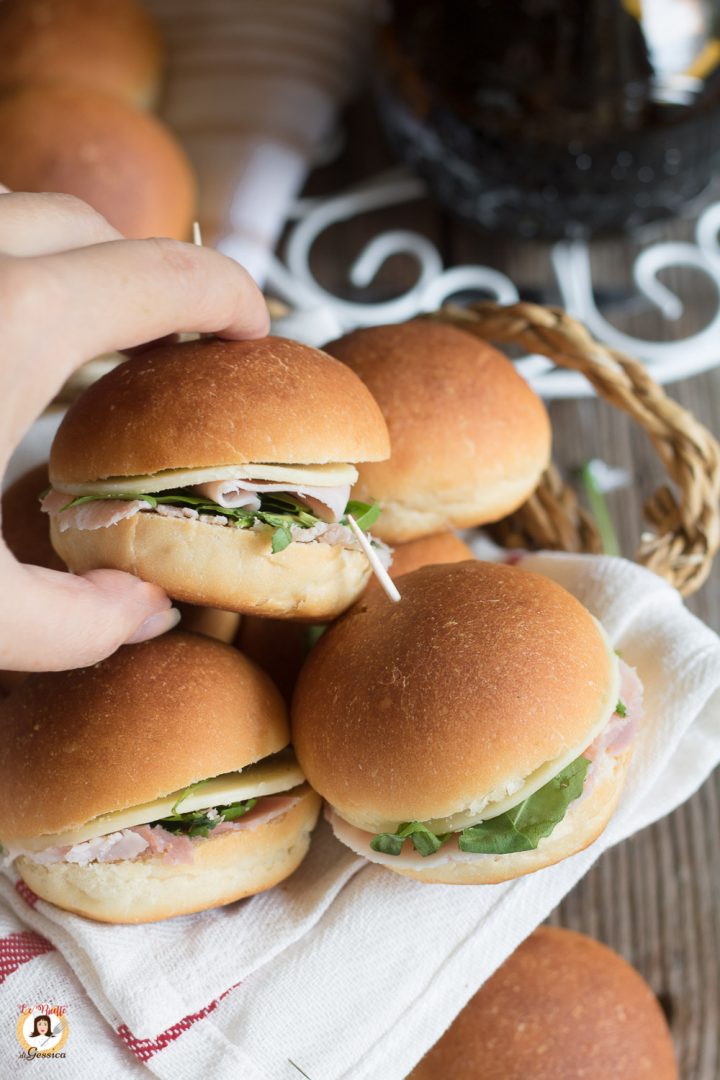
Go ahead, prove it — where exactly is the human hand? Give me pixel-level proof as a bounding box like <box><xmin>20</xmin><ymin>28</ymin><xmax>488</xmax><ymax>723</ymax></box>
<box><xmin>0</xmin><ymin>191</ymin><xmax>269</xmax><ymax>672</ymax></box>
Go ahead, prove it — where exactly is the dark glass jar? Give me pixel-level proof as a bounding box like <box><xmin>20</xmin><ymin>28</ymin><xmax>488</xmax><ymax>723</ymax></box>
<box><xmin>376</xmin><ymin>0</ymin><xmax>720</xmax><ymax>238</ymax></box>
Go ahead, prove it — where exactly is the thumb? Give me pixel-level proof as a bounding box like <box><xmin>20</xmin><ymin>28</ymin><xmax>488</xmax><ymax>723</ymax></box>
<box><xmin>0</xmin><ymin>557</ymin><xmax>181</xmax><ymax>672</ymax></box>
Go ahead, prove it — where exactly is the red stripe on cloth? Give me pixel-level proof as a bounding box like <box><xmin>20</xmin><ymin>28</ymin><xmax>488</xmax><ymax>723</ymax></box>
<box><xmin>0</xmin><ymin>931</ymin><xmax>54</xmax><ymax>984</ymax></box>
<box><xmin>117</xmin><ymin>983</ymin><xmax>240</xmax><ymax>1063</ymax></box>
<box><xmin>15</xmin><ymin>880</ymin><xmax>39</xmax><ymax>908</ymax></box>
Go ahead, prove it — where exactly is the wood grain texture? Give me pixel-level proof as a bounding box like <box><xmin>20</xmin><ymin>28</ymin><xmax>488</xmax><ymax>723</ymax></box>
<box><xmin>301</xmin><ymin>97</ymin><xmax>719</xmax><ymax>1079</ymax></box>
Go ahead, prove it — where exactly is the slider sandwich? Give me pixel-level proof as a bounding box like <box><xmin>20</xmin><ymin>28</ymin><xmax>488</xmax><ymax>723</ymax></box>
<box><xmin>43</xmin><ymin>337</ymin><xmax>391</xmax><ymax>619</ymax></box>
<box><xmin>292</xmin><ymin>561</ymin><xmax>643</xmax><ymax>884</ymax></box>
<box><xmin>324</xmin><ymin>320</ymin><xmax>551</xmax><ymax>543</ymax></box>
<box><xmin>0</xmin><ymin>632</ymin><xmax>321</xmax><ymax>922</ymax></box>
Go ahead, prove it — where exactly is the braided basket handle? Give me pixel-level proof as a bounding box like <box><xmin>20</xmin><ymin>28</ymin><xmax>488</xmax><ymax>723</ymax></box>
<box><xmin>429</xmin><ymin>301</ymin><xmax>720</xmax><ymax>597</ymax></box>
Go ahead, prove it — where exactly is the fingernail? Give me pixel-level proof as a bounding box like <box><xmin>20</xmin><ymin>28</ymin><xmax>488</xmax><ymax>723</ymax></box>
<box><xmin>125</xmin><ymin>606</ymin><xmax>181</xmax><ymax>645</ymax></box>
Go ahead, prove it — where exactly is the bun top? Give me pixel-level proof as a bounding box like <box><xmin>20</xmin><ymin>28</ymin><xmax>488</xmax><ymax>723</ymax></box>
<box><xmin>0</xmin><ymin>632</ymin><xmax>289</xmax><ymax>842</ymax></box>
<box><xmin>2</xmin><ymin>463</ymin><xmax>65</xmax><ymax>571</ymax></box>
<box><xmin>410</xmin><ymin>927</ymin><xmax>678</xmax><ymax>1080</ymax></box>
<box><xmin>292</xmin><ymin>561</ymin><xmax>617</xmax><ymax>831</ymax></box>
<box><xmin>0</xmin><ymin>0</ymin><xmax>164</xmax><ymax>110</ymax></box>
<box><xmin>324</xmin><ymin>320</ymin><xmax>550</xmax><ymax>502</ymax></box>
<box><xmin>50</xmin><ymin>337</ymin><xmax>391</xmax><ymax>484</ymax></box>
<box><xmin>0</xmin><ymin>85</ymin><xmax>194</xmax><ymax>239</ymax></box>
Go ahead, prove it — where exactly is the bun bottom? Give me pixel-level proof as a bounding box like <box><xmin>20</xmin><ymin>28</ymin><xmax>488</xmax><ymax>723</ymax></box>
<box><xmin>50</xmin><ymin>514</ymin><xmax>372</xmax><ymax>619</ymax></box>
<box><xmin>360</xmin><ymin>467</ymin><xmax>546</xmax><ymax>544</ymax></box>
<box><xmin>391</xmin><ymin>749</ymin><xmax>631</xmax><ymax>884</ymax></box>
<box><xmin>16</xmin><ymin>788</ymin><xmax>321</xmax><ymax>923</ymax></box>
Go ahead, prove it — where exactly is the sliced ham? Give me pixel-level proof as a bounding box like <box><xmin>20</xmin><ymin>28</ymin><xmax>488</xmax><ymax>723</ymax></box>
<box><xmin>585</xmin><ymin>660</ymin><xmax>644</xmax><ymax>761</ymax></box>
<box><xmin>211</xmin><ymin>794</ymin><xmax>300</xmax><ymax>832</ymax></box>
<box><xmin>33</xmin><ymin>829</ymin><xmax>151</xmax><ymax>866</ymax></box>
<box><xmin>192</xmin><ymin>479</ymin><xmax>350</xmax><ymax>523</ymax></box>
<box><xmin>41</xmin><ymin>485</ymin><xmax>389</xmax><ymax>567</ymax></box>
<box><xmin>192</xmin><ymin>482</ymin><xmax>262</xmax><ymax>511</ymax></box>
<box><xmin>131</xmin><ymin>824</ymin><xmax>195</xmax><ymax>864</ymax></box>
<box><xmin>41</xmin><ymin>481</ymin><xmax>351</xmax><ymax>531</ymax></box>
<box><xmin>41</xmin><ymin>490</ymin><xmax>151</xmax><ymax>533</ymax></box>
<box><xmin>19</xmin><ymin>795</ymin><xmax>301</xmax><ymax>869</ymax></box>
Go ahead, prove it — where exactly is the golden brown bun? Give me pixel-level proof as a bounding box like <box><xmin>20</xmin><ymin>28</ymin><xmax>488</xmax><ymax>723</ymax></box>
<box><xmin>410</xmin><ymin>925</ymin><xmax>678</xmax><ymax>1079</ymax></box>
<box><xmin>0</xmin><ymin>0</ymin><xmax>164</xmax><ymax>110</ymax></box>
<box><xmin>2</xmin><ymin>463</ymin><xmax>64</xmax><ymax>571</ymax></box>
<box><xmin>389</xmin><ymin>748</ymin><xmax>631</xmax><ymax>884</ymax></box>
<box><xmin>50</xmin><ymin>513</ymin><xmax>372</xmax><ymax>619</ymax></box>
<box><xmin>324</xmin><ymin>321</ymin><xmax>551</xmax><ymax>542</ymax></box>
<box><xmin>0</xmin><ymin>86</ymin><xmax>194</xmax><ymax>239</ymax></box>
<box><xmin>176</xmin><ymin>605</ymin><xmax>241</xmax><ymax>644</ymax></box>
<box><xmin>0</xmin><ymin>631</ymin><xmax>289</xmax><ymax>842</ymax></box>
<box><xmin>236</xmin><ymin>618</ymin><xmax>310</xmax><ymax>707</ymax></box>
<box><xmin>366</xmin><ymin>531</ymin><xmax>472</xmax><ymax>594</ymax></box>
<box><xmin>16</xmin><ymin>786</ymin><xmax>321</xmax><ymax>923</ymax></box>
<box><xmin>292</xmin><ymin>562</ymin><xmax>616</xmax><ymax>832</ymax></box>
<box><xmin>237</xmin><ymin>534</ymin><xmax>474</xmax><ymax>703</ymax></box>
<box><xmin>50</xmin><ymin>337</ymin><xmax>390</xmax><ymax>484</ymax></box>
<box><xmin>0</xmin><ymin>669</ymin><xmax>26</xmax><ymax>694</ymax></box>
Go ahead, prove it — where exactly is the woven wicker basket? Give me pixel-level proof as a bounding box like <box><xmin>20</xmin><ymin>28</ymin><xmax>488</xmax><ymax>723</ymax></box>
<box><xmin>429</xmin><ymin>300</ymin><xmax>720</xmax><ymax>598</ymax></box>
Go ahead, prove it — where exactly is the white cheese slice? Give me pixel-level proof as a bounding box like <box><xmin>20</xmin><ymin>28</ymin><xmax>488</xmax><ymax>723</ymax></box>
<box><xmin>18</xmin><ymin>753</ymin><xmax>305</xmax><ymax>853</ymax></box>
<box><xmin>53</xmin><ymin>462</ymin><xmax>359</xmax><ymax>496</ymax></box>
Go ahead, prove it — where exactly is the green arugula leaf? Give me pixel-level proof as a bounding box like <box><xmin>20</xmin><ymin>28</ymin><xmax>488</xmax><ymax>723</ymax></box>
<box><xmin>271</xmin><ymin>526</ymin><xmax>293</xmax><ymax>553</ymax></box>
<box><xmin>171</xmin><ymin>779</ymin><xmax>208</xmax><ymax>814</ymax></box>
<box><xmin>155</xmin><ymin>797</ymin><xmax>258</xmax><ymax>838</ymax></box>
<box><xmin>260</xmin><ymin>494</ymin><xmax>318</xmax><ymax>525</ymax></box>
<box><xmin>370</xmin><ymin>820</ymin><xmax>451</xmax><ymax>857</ymax></box>
<box><xmin>220</xmin><ymin>801</ymin><xmax>258</xmax><ymax>822</ymax></box>
<box><xmin>60</xmin><ymin>492</ymin><xmax>158</xmax><ymax>512</ymax></box>
<box><xmin>370</xmin><ymin>832</ymin><xmax>405</xmax><ymax>856</ymax></box>
<box><xmin>457</xmin><ymin>756</ymin><xmax>589</xmax><ymax>854</ymax></box>
<box><xmin>343</xmin><ymin>500</ymin><xmax>380</xmax><ymax>531</ymax></box>
<box><xmin>304</xmin><ymin>624</ymin><xmax>327</xmax><ymax>654</ymax></box>
<box><xmin>615</xmin><ymin>700</ymin><xmax>627</xmax><ymax>718</ymax></box>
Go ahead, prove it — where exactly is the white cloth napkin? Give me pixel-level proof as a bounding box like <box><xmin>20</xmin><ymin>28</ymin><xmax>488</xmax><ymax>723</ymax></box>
<box><xmin>2</xmin><ymin>551</ymin><xmax>720</xmax><ymax>1079</ymax></box>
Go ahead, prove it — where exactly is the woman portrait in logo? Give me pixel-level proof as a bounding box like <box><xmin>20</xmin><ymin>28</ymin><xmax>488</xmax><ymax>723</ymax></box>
<box><xmin>28</xmin><ymin>1014</ymin><xmax>60</xmax><ymax>1048</ymax></box>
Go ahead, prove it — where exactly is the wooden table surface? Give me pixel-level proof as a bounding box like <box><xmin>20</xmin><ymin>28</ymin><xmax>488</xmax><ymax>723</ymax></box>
<box><xmin>301</xmin><ymin>99</ymin><xmax>720</xmax><ymax>1080</ymax></box>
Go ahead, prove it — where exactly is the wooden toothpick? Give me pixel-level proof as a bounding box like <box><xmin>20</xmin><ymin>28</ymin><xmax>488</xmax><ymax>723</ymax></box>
<box><xmin>192</xmin><ymin>221</ymin><xmax>203</xmax><ymax>246</ymax></box>
<box><xmin>346</xmin><ymin>515</ymin><xmax>400</xmax><ymax>602</ymax></box>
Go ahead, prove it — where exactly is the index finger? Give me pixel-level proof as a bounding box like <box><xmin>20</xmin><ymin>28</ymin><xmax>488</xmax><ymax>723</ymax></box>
<box><xmin>1</xmin><ymin>237</ymin><xmax>270</xmax><ymax>452</ymax></box>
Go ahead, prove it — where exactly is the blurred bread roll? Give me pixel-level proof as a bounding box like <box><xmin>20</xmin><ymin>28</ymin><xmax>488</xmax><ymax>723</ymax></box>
<box><xmin>410</xmin><ymin>926</ymin><xmax>677</xmax><ymax>1079</ymax></box>
<box><xmin>325</xmin><ymin>321</ymin><xmax>551</xmax><ymax>543</ymax></box>
<box><xmin>0</xmin><ymin>85</ymin><xmax>195</xmax><ymax>238</ymax></box>
<box><xmin>0</xmin><ymin>0</ymin><xmax>164</xmax><ymax>110</ymax></box>
<box><xmin>2</xmin><ymin>463</ymin><xmax>64</xmax><ymax>573</ymax></box>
